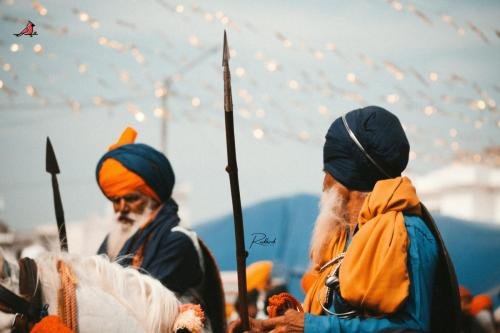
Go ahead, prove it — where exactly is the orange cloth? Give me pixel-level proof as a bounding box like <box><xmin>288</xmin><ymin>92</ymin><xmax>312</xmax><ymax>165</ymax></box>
<box><xmin>225</xmin><ymin>303</ymin><xmax>235</xmax><ymax>319</ymax></box>
<box><xmin>98</xmin><ymin>158</ymin><xmax>160</xmax><ymax>202</ymax></box>
<box><xmin>30</xmin><ymin>315</ymin><xmax>74</xmax><ymax>333</ymax></box>
<box><xmin>108</xmin><ymin>126</ymin><xmax>137</xmax><ymax>151</ymax></box>
<box><xmin>98</xmin><ymin>127</ymin><xmax>160</xmax><ymax>202</ymax></box>
<box><xmin>300</xmin><ymin>270</ymin><xmax>316</xmax><ymax>294</ymax></box>
<box><xmin>246</xmin><ymin>261</ymin><xmax>273</xmax><ymax>291</ymax></box>
<box><xmin>470</xmin><ymin>294</ymin><xmax>492</xmax><ymax>315</ymax></box>
<box><xmin>302</xmin><ymin>226</ymin><xmax>348</xmax><ymax>314</ymax></box>
<box><xmin>459</xmin><ymin>285</ymin><xmax>471</xmax><ymax>298</ymax></box>
<box><xmin>303</xmin><ymin>177</ymin><xmax>421</xmax><ymax>316</ymax></box>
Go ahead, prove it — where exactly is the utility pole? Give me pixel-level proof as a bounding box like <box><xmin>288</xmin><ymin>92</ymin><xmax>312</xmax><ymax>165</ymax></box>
<box><xmin>158</xmin><ymin>44</ymin><xmax>219</xmax><ymax>154</ymax></box>
<box><xmin>160</xmin><ymin>79</ymin><xmax>171</xmax><ymax>154</ymax></box>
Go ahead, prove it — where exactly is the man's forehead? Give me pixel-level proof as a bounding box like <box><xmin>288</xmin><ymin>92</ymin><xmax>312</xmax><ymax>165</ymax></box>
<box><xmin>111</xmin><ymin>191</ymin><xmax>148</xmax><ymax>200</ymax></box>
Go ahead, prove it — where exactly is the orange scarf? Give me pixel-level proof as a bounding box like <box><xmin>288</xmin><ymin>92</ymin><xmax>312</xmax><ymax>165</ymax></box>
<box><xmin>303</xmin><ymin>177</ymin><xmax>421</xmax><ymax>315</ymax></box>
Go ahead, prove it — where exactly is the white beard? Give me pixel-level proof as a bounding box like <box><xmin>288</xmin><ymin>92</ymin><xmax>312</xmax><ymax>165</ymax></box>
<box><xmin>309</xmin><ymin>186</ymin><xmax>349</xmax><ymax>268</ymax></box>
<box><xmin>106</xmin><ymin>203</ymin><xmax>154</xmax><ymax>261</ymax></box>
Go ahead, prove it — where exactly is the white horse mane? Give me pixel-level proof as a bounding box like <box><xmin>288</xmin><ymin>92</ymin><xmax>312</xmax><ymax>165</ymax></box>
<box><xmin>35</xmin><ymin>253</ymin><xmax>180</xmax><ymax>333</ymax></box>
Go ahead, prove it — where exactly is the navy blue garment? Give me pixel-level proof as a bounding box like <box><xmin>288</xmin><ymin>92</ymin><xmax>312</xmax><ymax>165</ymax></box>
<box><xmin>323</xmin><ymin>106</ymin><xmax>409</xmax><ymax>192</ymax></box>
<box><xmin>97</xmin><ymin>199</ymin><xmax>202</xmax><ymax>293</ymax></box>
<box><xmin>95</xmin><ymin>143</ymin><xmax>175</xmax><ymax>202</ymax></box>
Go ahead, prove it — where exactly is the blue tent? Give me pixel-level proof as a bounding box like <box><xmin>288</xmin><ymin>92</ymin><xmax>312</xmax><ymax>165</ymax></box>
<box><xmin>195</xmin><ymin>193</ymin><xmax>500</xmax><ymax>300</ymax></box>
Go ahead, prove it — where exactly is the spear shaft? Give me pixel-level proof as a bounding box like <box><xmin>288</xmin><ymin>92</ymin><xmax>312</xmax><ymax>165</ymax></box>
<box><xmin>222</xmin><ymin>30</ymin><xmax>250</xmax><ymax>331</ymax></box>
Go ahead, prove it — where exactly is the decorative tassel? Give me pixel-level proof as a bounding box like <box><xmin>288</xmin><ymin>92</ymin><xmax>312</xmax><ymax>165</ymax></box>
<box><xmin>173</xmin><ymin>304</ymin><xmax>205</xmax><ymax>333</ymax></box>
<box><xmin>57</xmin><ymin>260</ymin><xmax>78</xmax><ymax>333</ymax></box>
<box><xmin>267</xmin><ymin>292</ymin><xmax>303</xmax><ymax>318</ymax></box>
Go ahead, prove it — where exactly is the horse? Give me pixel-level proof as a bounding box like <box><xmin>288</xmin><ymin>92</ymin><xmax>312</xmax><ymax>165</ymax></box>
<box><xmin>0</xmin><ymin>250</ymin><xmax>19</xmax><ymax>333</ymax></box>
<box><xmin>0</xmin><ymin>251</ymin><xmax>205</xmax><ymax>333</ymax></box>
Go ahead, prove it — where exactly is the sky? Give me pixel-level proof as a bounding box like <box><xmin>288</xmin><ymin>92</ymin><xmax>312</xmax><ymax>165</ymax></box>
<box><xmin>0</xmin><ymin>0</ymin><xmax>499</xmax><ymax>230</ymax></box>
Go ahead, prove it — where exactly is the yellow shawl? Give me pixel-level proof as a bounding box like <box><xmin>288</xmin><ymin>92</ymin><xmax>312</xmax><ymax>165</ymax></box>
<box><xmin>303</xmin><ymin>176</ymin><xmax>421</xmax><ymax>315</ymax></box>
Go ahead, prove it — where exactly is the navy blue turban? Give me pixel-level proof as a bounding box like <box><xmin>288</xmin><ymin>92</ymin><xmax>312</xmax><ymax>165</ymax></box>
<box><xmin>96</xmin><ymin>143</ymin><xmax>175</xmax><ymax>203</ymax></box>
<box><xmin>323</xmin><ymin>106</ymin><xmax>409</xmax><ymax>192</ymax></box>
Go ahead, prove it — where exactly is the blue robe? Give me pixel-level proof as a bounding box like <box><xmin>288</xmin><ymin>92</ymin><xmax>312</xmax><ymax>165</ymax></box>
<box><xmin>305</xmin><ymin>214</ymin><xmax>439</xmax><ymax>333</ymax></box>
<box><xmin>98</xmin><ymin>199</ymin><xmax>202</xmax><ymax>293</ymax></box>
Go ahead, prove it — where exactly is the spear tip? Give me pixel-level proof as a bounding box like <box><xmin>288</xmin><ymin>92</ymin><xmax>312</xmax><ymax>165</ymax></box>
<box><xmin>222</xmin><ymin>30</ymin><xmax>230</xmax><ymax>65</ymax></box>
<box><xmin>46</xmin><ymin>137</ymin><xmax>60</xmax><ymax>174</ymax></box>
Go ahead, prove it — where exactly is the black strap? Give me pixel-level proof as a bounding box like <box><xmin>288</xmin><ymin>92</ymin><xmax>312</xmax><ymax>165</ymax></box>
<box><xmin>0</xmin><ymin>284</ymin><xmax>32</xmax><ymax>316</ymax></box>
<box><xmin>0</xmin><ymin>258</ymin><xmax>44</xmax><ymax>326</ymax></box>
<box><xmin>420</xmin><ymin>204</ymin><xmax>462</xmax><ymax>333</ymax></box>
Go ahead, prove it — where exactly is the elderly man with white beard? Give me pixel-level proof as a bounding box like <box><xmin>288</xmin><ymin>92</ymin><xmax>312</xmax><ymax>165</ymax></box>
<box><xmin>96</xmin><ymin>127</ymin><xmax>202</xmax><ymax>293</ymax></box>
<box><xmin>95</xmin><ymin>127</ymin><xmax>226</xmax><ymax>333</ymax></box>
<box><xmin>242</xmin><ymin>106</ymin><xmax>460</xmax><ymax>332</ymax></box>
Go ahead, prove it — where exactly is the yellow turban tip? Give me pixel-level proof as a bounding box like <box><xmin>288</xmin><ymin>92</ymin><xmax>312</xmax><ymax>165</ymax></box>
<box><xmin>246</xmin><ymin>261</ymin><xmax>273</xmax><ymax>292</ymax></box>
<box><xmin>108</xmin><ymin>127</ymin><xmax>138</xmax><ymax>151</ymax></box>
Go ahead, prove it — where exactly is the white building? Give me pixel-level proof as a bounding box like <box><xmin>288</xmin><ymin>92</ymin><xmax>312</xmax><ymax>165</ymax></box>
<box><xmin>411</xmin><ymin>163</ymin><xmax>500</xmax><ymax>224</ymax></box>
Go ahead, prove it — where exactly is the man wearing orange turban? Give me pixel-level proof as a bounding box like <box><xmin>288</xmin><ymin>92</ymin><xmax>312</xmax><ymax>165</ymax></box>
<box><xmin>239</xmin><ymin>106</ymin><xmax>460</xmax><ymax>332</ymax></box>
<box><xmin>96</xmin><ymin>127</ymin><xmax>226</xmax><ymax>332</ymax></box>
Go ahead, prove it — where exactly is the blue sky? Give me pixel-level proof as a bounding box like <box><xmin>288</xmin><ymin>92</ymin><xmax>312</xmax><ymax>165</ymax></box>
<box><xmin>0</xmin><ymin>0</ymin><xmax>499</xmax><ymax>230</ymax></box>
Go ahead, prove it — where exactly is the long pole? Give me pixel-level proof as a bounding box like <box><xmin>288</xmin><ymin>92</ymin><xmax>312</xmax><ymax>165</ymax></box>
<box><xmin>222</xmin><ymin>30</ymin><xmax>250</xmax><ymax>331</ymax></box>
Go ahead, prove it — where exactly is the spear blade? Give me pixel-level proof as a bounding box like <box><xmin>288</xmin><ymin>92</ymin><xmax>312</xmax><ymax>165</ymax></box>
<box><xmin>46</xmin><ymin>137</ymin><xmax>60</xmax><ymax>174</ymax></box>
<box><xmin>45</xmin><ymin>137</ymin><xmax>68</xmax><ymax>251</ymax></box>
<box><xmin>222</xmin><ymin>30</ymin><xmax>230</xmax><ymax>65</ymax></box>
<box><xmin>223</xmin><ymin>30</ymin><xmax>233</xmax><ymax>115</ymax></box>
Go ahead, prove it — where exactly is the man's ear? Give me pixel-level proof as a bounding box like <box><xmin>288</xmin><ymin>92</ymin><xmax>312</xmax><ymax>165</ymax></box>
<box><xmin>322</xmin><ymin>171</ymin><xmax>334</xmax><ymax>191</ymax></box>
<box><xmin>150</xmin><ymin>199</ymin><xmax>161</xmax><ymax>210</ymax></box>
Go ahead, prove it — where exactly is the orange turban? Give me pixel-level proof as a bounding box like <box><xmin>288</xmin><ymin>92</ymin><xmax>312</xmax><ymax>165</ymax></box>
<box><xmin>98</xmin><ymin>158</ymin><xmax>160</xmax><ymax>202</ymax></box>
<box><xmin>246</xmin><ymin>261</ymin><xmax>273</xmax><ymax>292</ymax></box>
